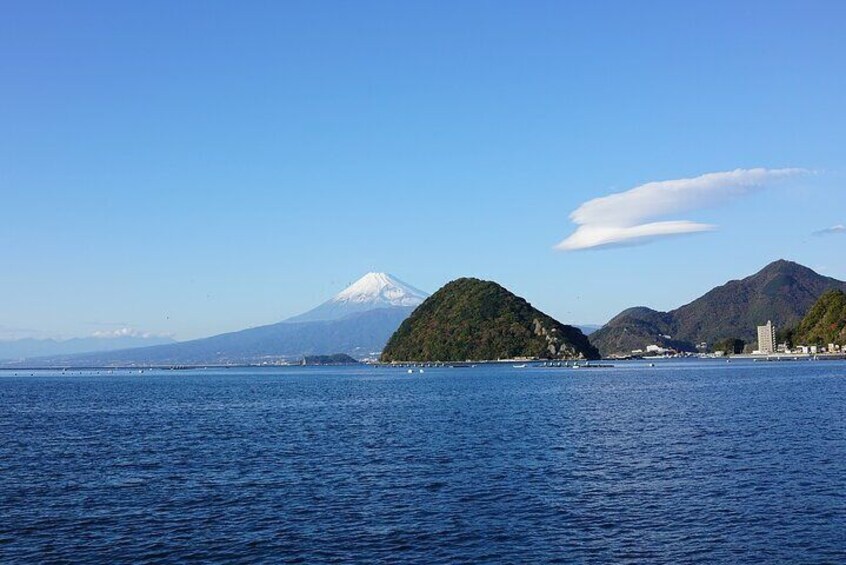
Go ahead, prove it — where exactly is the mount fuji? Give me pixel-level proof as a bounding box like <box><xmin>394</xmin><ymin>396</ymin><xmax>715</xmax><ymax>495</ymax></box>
<box><xmin>287</xmin><ymin>273</ymin><xmax>428</xmax><ymax>323</ymax></box>
<box><xmin>8</xmin><ymin>273</ymin><xmax>429</xmax><ymax>366</ymax></box>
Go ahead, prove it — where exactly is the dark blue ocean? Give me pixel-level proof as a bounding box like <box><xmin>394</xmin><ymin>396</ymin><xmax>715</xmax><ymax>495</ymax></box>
<box><xmin>1</xmin><ymin>361</ymin><xmax>844</xmax><ymax>563</ymax></box>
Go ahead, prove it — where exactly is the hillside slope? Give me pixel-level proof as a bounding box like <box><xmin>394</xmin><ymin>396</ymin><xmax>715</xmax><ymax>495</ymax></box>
<box><xmin>793</xmin><ymin>289</ymin><xmax>846</xmax><ymax>346</ymax></box>
<box><xmin>7</xmin><ymin>308</ymin><xmax>413</xmax><ymax>367</ymax></box>
<box><xmin>590</xmin><ymin>260</ymin><xmax>846</xmax><ymax>356</ymax></box>
<box><xmin>381</xmin><ymin>278</ymin><xmax>598</xmax><ymax>362</ymax></box>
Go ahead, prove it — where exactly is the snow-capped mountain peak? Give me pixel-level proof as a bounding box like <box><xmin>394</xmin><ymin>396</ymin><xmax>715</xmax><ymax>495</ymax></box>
<box><xmin>286</xmin><ymin>273</ymin><xmax>428</xmax><ymax>323</ymax></box>
<box><xmin>332</xmin><ymin>272</ymin><xmax>428</xmax><ymax>306</ymax></box>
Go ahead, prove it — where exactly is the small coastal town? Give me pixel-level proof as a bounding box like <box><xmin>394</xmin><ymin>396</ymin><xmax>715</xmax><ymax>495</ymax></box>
<box><xmin>753</xmin><ymin>320</ymin><xmax>842</xmax><ymax>356</ymax></box>
<box><xmin>625</xmin><ymin>320</ymin><xmax>844</xmax><ymax>361</ymax></box>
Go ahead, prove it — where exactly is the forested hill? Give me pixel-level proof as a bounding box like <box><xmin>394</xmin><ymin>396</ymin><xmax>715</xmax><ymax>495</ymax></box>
<box><xmin>381</xmin><ymin>278</ymin><xmax>598</xmax><ymax>362</ymax></box>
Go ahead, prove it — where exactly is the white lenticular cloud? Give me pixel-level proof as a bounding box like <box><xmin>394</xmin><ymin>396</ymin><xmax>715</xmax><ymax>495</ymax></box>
<box><xmin>813</xmin><ymin>224</ymin><xmax>846</xmax><ymax>236</ymax></box>
<box><xmin>556</xmin><ymin>168</ymin><xmax>806</xmax><ymax>251</ymax></box>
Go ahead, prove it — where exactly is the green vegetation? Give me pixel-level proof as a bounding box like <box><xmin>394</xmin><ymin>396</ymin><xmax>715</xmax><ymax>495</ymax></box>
<box><xmin>667</xmin><ymin>260</ymin><xmax>840</xmax><ymax>346</ymax></box>
<box><xmin>590</xmin><ymin>260</ymin><xmax>846</xmax><ymax>357</ymax></box>
<box><xmin>381</xmin><ymin>278</ymin><xmax>599</xmax><ymax>362</ymax></box>
<box><xmin>776</xmin><ymin>327</ymin><xmax>795</xmax><ymax>349</ymax></box>
<box><xmin>793</xmin><ymin>290</ymin><xmax>846</xmax><ymax>346</ymax></box>
<box><xmin>302</xmin><ymin>353</ymin><xmax>360</xmax><ymax>365</ymax></box>
<box><xmin>714</xmin><ymin>338</ymin><xmax>746</xmax><ymax>355</ymax></box>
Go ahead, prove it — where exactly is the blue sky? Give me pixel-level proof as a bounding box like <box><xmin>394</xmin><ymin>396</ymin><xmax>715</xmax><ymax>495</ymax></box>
<box><xmin>2</xmin><ymin>1</ymin><xmax>845</xmax><ymax>340</ymax></box>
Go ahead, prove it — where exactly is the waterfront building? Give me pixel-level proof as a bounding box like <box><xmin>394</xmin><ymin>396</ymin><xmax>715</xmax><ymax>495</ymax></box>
<box><xmin>757</xmin><ymin>321</ymin><xmax>776</xmax><ymax>354</ymax></box>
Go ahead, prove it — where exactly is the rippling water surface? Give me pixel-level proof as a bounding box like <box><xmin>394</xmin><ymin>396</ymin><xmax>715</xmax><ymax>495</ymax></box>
<box><xmin>1</xmin><ymin>361</ymin><xmax>845</xmax><ymax>563</ymax></box>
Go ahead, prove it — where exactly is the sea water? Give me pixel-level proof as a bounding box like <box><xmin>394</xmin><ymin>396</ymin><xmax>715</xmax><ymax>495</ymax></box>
<box><xmin>1</xmin><ymin>361</ymin><xmax>844</xmax><ymax>562</ymax></box>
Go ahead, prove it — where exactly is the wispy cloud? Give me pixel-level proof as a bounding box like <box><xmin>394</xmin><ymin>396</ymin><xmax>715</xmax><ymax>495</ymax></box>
<box><xmin>556</xmin><ymin>168</ymin><xmax>807</xmax><ymax>251</ymax></box>
<box><xmin>91</xmin><ymin>327</ymin><xmax>169</xmax><ymax>339</ymax></box>
<box><xmin>813</xmin><ymin>224</ymin><xmax>846</xmax><ymax>236</ymax></box>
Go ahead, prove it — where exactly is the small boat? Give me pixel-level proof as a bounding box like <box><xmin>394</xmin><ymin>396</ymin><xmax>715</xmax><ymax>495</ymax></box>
<box><xmin>513</xmin><ymin>364</ymin><xmax>527</xmax><ymax>368</ymax></box>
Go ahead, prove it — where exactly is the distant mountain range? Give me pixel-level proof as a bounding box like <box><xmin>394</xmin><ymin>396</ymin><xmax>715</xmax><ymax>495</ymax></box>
<box><xmin>10</xmin><ymin>261</ymin><xmax>842</xmax><ymax>365</ymax></box>
<box><xmin>576</xmin><ymin>324</ymin><xmax>602</xmax><ymax>336</ymax></box>
<box><xmin>5</xmin><ymin>273</ymin><xmax>427</xmax><ymax>367</ymax></box>
<box><xmin>590</xmin><ymin>260</ymin><xmax>846</xmax><ymax>356</ymax></box>
<box><xmin>0</xmin><ymin>335</ymin><xmax>175</xmax><ymax>362</ymax></box>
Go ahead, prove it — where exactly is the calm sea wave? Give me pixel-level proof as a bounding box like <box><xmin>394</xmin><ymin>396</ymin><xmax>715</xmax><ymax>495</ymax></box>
<box><xmin>1</xmin><ymin>361</ymin><xmax>844</xmax><ymax>563</ymax></box>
